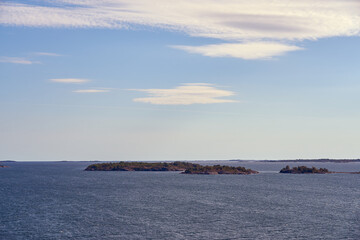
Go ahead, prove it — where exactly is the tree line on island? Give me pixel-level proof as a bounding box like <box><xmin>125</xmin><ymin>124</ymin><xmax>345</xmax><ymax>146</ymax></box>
<box><xmin>85</xmin><ymin>161</ymin><xmax>258</xmax><ymax>175</ymax></box>
<box><xmin>85</xmin><ymin>161</ymin><xmax>197</xmax><ymax>172</ymax></box>
<box><xmin>279</xmin><ymin>165</ymin><xmax>330</xmax><ymax>174</ymax></box>
<box><xmin>280</xmin><ymin>165</ymin><xmax>360</xmax><ymax>174</ymax></box>
<box><xmin>183</xmin><ymin>165</ymin><xmax>257</xmax><ymax>175</ymax></box>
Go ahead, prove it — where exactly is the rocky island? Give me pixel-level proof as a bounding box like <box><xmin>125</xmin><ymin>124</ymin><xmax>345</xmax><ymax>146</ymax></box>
<box><xmin>182</xmin><ymin>165</ymin><xmax>258</xmax><ymax>175</ymax></box>
<box><xmin>85</xmin><ymin>161</ymin><xmax>258</xmax><ymax>175</ymax></box>
<box><xmin>85</xmin><ymin>161</ymin><xmax>200</xmax><ymax>171</ymax></box>
<box><xmin>280</xmin><ymin>165</ymin><xmax>330</xmax><ymax>174</ymax></box>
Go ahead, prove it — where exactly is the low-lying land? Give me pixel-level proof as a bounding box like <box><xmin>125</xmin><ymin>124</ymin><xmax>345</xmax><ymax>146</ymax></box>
<box><xmin>182</xmin><ymin>165</ymin><xmax>258</xmax><ymax>175</ymax></box>
<box><xmin>280</xmin><ymin>166</ymin><xmax>330</xmax><ymax>174</ymax></box>
<box><xmin>85</xmin><ymin>161</ymin><xmax>258</xmax><ymax>175</ymax></box>
<box><xmin>280</xmin><ymin>165</ymin><xmax>360</xmax><ymax>174</ymax></box>
<box><xmin>230</xmin><ymin>159</ymin><xmax>360</xmax><ymax>163</ymax></box>
<box><xmin>85</xmin><ymin>161</ymin><xmax>200</xmax><ymax>171</ymax></box>
<box><xmin>85</xmin><ymin>162</ymin><xmax>359</xmax><ymax>175</ymax></box>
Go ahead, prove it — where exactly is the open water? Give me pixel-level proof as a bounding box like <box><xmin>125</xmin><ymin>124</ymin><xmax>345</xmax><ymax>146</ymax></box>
<box><xmin>1</xmin><ymin>161</ymin><xmax>359</xmax><ymax>239</ymax></box>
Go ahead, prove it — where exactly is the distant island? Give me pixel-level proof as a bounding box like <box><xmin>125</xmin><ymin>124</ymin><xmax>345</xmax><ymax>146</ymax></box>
<box><xmin>85</xmin><ymin>161</ymin><xmax>197</xmax><ymax>171</ymax></box>
<box><xmin>280</xmin><ymin>165</ymin><xmax>330</xmax><ymax>174</ymax></box>
<box><xmin>182</xmin><ymin>165</ymin><xmax>258</xmax><ymax>175</ymax></box>
<box><xmin>279</xmin><ymin>165</ymin><xmax>360</xmax><ymax>174</ymax></box>
<box><xmin>85</xmin><ymin>161</ymin><xmax>258</xmax><ymax>175</ymax></box>
<box><xmin>230</xmin><ymin>159</ymin><xmax>360</xmax><ymax>163</ymax></box>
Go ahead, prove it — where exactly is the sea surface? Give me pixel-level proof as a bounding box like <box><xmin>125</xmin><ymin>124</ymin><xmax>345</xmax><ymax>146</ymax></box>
<box><xmin>1</xmin><ymin>161</ymin><xmax>359</xmax><ymax>240</ymax></box>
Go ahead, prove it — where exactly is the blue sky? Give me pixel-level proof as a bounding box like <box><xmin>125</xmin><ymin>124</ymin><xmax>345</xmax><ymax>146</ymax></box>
<box><xmin>1</xmin><ymin>1</ymin><xmax>360</xmax><ymax>161</ymax></box>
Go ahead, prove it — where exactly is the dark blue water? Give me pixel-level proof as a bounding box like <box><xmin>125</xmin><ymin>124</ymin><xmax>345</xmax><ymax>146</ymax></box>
<box><xmin>1</xmin><ymin>162</ymin><xmax>359</xmax><ymax>239</ymax></box>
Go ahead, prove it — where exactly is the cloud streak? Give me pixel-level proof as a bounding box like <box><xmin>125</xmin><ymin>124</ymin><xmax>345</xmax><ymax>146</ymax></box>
<box><xmin>0</xmin><ymin>56</ymin><xmax>39</xmax><ymax>64</ymax></box>
<box><xmin>131</xmin><ymin>83</ymin><xmax>238</xmax><ymax>105</ymax></box>
<box><xmin>172</xmin><ymin>42</ymin><xmax>302</xmax><ymax>60</ymax></box>
<box><xmin>50</xmin><ymin>78</ymin><xmax>90</xmax><ymax>84</ymax></box>
<box><xmin>1</xmin><ymin>0</ymin><xmax>359</xmax><ymax>59</ymax></box>
<box><xmin>73</xmin><ymin>89</ymin><xmax>110</xmax><ymax>93</ymax></box>
<box><xmin>34</xmin><ymin>52</ymin><xmax>62</xmax><ymax>57</ymax></box>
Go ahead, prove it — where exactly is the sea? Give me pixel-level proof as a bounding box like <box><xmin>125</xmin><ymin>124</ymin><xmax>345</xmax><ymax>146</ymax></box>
<box><xmin>1</xmin><ymin>161</ymin><xmax>359</xmax><ymax>240</ymax></box>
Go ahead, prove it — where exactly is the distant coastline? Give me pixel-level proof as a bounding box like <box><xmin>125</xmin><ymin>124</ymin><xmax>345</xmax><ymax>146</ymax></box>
<box><xmin>230</xmin><ymin>159</ymin><xmax>360</xmax><ymax>163</ymax></box>
<box><xmin>3</xmin><ymin>159</ymin><xmax>360</xmax><ymax>163</ymax></box>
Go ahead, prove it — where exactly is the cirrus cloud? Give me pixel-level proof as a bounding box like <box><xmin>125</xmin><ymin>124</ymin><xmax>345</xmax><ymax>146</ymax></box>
<box><xmin>1</xmin><ymin>0</ymin><xmax>359</xmax><ymax>59</ymax></box>
<box><xmin>131</xmin><ymin>83</ymin><xmax>238</xmax><ymax>105</ymax></box>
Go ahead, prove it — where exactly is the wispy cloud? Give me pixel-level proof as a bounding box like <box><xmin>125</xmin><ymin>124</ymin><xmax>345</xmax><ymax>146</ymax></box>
<box><xmin>0</xmin><ymin>56</ymin><xmax>39</xmax><ymax>64</ymax></box>
<box><xmin>73</xmin><ymin>89</ymin><xmax>110</xmax><ymax>93</ymax></box>
<box><xmin>1</xmin><ymin>0</ymin><xmax>359</xmax><ymax>59</ymax></box>
<box><xmin>172</xmin><ymin>42</ymin><xmax>303</xmax><ymax>60</ymax></box>
<box><xmin>50</xmin><ymin>78</ymin><xmax>90</xmax><ymax>84</ymax></box>
<box><xmin>33</xmin><ymin>52</ymin><xmax>62</xmax><ymax>57</ymax></box>
<box><xmin>131</xmin><ymin>83</ymin><xmax>238</xmax><ymax>105</ymax></box>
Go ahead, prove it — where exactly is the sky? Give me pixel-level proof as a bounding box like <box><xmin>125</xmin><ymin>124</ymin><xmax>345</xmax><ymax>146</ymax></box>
<box><xmin>1</xmin><ymin>0</ymin><xmax>360</xmax><ymax>161</ymax></box>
